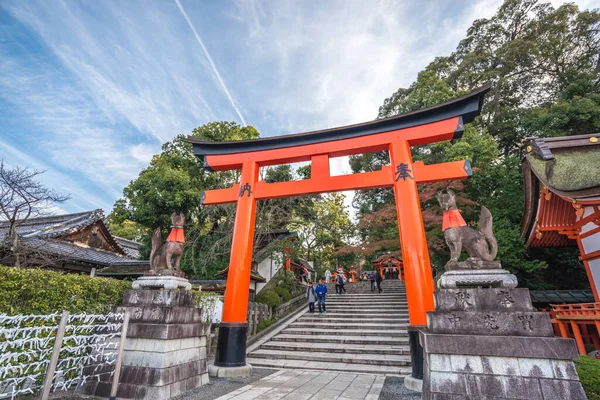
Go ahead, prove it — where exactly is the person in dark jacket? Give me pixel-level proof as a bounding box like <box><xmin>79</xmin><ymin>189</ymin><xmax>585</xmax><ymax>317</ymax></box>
<box><xmin>375</xmin><ymin>271</ymin><xmax>383</xmax><ymax>293</ymax></box>
<box><xmin>370</xmin><ymin>273</ymin><xmax>376</xmax><ymax>292</ymax></box>
<box><xmin>306</xmin><ymin>281</ymin><xmax>317</xmax><ymax>313</ymax></box>
<box><xmin>315</xmin><ymin>279</ymin><xmax>328</xmax><ymax>315</ymax></box>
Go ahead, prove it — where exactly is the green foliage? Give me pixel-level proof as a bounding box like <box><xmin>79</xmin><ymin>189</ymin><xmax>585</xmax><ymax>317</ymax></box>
<box><xmin>256</xmin><ymin>317</ymin><xmax>278</xmax><ymax>334</ymax></box>
<box><xmin>255</xmin><ymin>289</ymin><xmax>281</xmax><ymax>307</ymax></box>
<box><xmin>575</xmin><ymin>356</ymin><xmax>600</xmax><ymax>400</ymax></box>
<box><xmin>352</xmin><ymin>0</ymin><xmax>599</xmax><ymax>288</ymax></box>
<box><xmin>193</xmin><ymin>291</ymin><xmax>220</xmax><ymax>322</ymax></box>
<box><xmin>274</xmin><ymin>287</ymin><xmax>292</xmax><ymax>302</ymax></box>
<box><xmin>0</xmin><ymin>265</ymin><xmax>131</xmax><ymax>315</ymax></box>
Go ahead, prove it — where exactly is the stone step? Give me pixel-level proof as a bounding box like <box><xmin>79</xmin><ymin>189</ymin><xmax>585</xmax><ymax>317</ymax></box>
<box><xmin>322</xmin><ymin>304</ymin><xmax>408</xmax><ymax>313</ymax></box>
<box><xmin>325</xmin><ymin>296</ymin><xmax>408</xmax><ymax>305</ymax></box>
<box><xmin>272</xmin><ymin>333</ymin><xmax>409</xmax><ymax>345</ymax></box>
<box><xmin>260</xmin><ymin>341</ymin><xmax>411</xmax><ymax>355</ymax></box>
<box><xmin>282</xmin><ymin>327</ymin><xmax>409</xmax><ymax>337</ymax></box>
<box><xmin>246</xmin><ymin>357</ymin><xmax>412</xmax><ymax>376</ymax></box>
<box><xmin>324</xmin><ymin>304</ymin><xmax>408</xmax><ymax>308</ymax></box>
<box><xmin>290</xmin><ymin>321</ymin><xmax>409</xmax><ymax>330</ymax></box>
<box><xmin>327</xmin><ymin>293</ymin><xmax>406</xmax><ymax>301</ymax></box>
<box><xmin>298</xmin><ymin>316</ymin><xmax>409</xmax><ymax>323</ymax></box>
<box><xmin>314</xmin><ymin>312</ymin><xmax>409</xmax><ymax>317</ymax></box>
<box><xmin>249</xmin><ymin>349</ymin><xmax>411</xmax><ymax>367</ymax></box>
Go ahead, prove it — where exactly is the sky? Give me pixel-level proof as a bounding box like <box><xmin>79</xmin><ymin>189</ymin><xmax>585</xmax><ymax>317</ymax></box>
<box><xmin>0</xmin><ymin>0</ymin><xmax>596</xmax><ymax>215</ymax></box>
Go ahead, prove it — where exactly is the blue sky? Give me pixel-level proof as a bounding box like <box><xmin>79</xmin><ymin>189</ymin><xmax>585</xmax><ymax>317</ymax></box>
<box><xmin>0</xmin><ymin>0</ymin><xmax>595</xmax><ymax>215</ymax></box>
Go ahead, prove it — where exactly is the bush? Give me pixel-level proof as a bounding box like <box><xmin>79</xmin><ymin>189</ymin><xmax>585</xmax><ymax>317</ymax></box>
<box><xmin>575</xmin><ymin>356</ymin><xmax>600</xmax><ymax>400</ymax></box>
<box><xmin>256</xmin><ymin>317</ymin><xmax>278</xmax><ymax>333</ymax></box>
<box><xmin>0</xmin><ymin>265</ymin><xmax>131</xmax><ymax>315</ymax></box>
<box><xmin>274</xmin><ymin>287</ymin><xmax>292</xmax><ymax>302</ymax></box>
<box><xmin>255</xmin><ymin>289</ymin><xmax>281</xmax><ymax>307</ymax></box>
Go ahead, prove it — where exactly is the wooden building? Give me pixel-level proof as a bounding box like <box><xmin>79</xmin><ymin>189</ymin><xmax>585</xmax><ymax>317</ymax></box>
<box><xmin>521</xmin><ymin>134</ymin><xmax>600</xmax><ymax>301</ymax></box>
<box><xmin>0</xmin><ymin>210</ymin><xmax>149</xmax><ymax>277</ymax></box>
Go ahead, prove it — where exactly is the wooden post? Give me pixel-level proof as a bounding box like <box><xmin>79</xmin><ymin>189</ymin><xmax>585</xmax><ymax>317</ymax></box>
<box><xmin>557</xmin><ymin>320</ymin><xmax>569</xmax><ymax>338</ymax></box>
<box><xmin>253</xmin><ymin>303</ymin><xmax>259</xmax><ymax>335</ymax></box>
<box><xmin>389</xmin><ymin>140</ymin><xmax>435</xmax><ymax>326</ymax></box>
<box><xmin>41</xmin><ymin>310</ymin><xmax>69</xmax><ymax>400</ymax></box>
<box><xmin>214</xmin><ymin>160</ymin><xmax>259</xmax><ymax>367</ymax></box>
<box><xmin>109</xmin><ymin>310</ymin><xmax>131</xmax><ymax>400</ymax></box>
<box><xmin>247</xmin><ymin>303</ymin><xmax>254</xmax><ymax>336</ymax></box>
<box><xmin>570</xmin><ymin>321</ymin><xmax>587</xmax><ymax>355</ymax></box>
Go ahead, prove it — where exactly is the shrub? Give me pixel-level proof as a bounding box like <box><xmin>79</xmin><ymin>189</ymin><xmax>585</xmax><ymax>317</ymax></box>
<box><xmin>0</xmin><ymin>265</ymin><xmax>131</xmax><ymax>315</ymax></box>
<box><xmin>274</xmin><ymin>287</ymin><xmax>292</xmax><ymax>302</ymax></box>
<box><xmin>193</xmin><ymin>291</ymin><xmax>221</xmax><ymax>322</ymax></box>
<box><xmin>256</xmin><ymin>317</ymin><xmax>278</xmax><ymax>333</ymax></box>
<box><xmin>255</xmin><ymin>289</ymin><xmax>281</xmax><ymax>307</ymax></box>
<box><xmin>575</xmin><ymin>356</ymin><xmax>600</xmax><ymax>400</ymax></box>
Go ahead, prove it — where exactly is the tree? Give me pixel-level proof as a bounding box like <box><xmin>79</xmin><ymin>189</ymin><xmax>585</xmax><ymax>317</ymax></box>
<box><xmin>0</xmin><ymin>160</ymin><xmax>70</xmax><ymax>267</ymax></box>
<box><xmin>109</xmin><ymin>121</ymin><xmax>354</xmax><ymax>279</ymax></box>
<box><xmin>351</xmin><ymin>0</ymin><xmax>598</xmax><ymax>287</ymax></box>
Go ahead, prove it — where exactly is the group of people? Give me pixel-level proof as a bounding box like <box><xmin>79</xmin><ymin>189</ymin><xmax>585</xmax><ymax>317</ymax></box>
<box><xmin>369</xmin><ymin>271</ymin><xmax>383</xmax><ymax>293</ymax></box>
<box><xmin>306</xmin><ymin>268</ymin><xmax>384</xmax><ymax>315</ymax></box>
<box><xmin>306</xmin><ymin>279</ymin><xmax>328</xmax><ymax>315</ymax></box>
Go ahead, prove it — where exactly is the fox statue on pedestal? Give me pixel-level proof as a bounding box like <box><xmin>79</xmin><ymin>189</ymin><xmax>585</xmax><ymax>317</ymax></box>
<box><xmin>149</xmin><ymin>212</ymin><xmax>185</xmax><ymax>272</ymax></box>
<box><xmin>437</xmin><ymin>189</ymin><xmax>498</xmax><ymax>270</ymax></box>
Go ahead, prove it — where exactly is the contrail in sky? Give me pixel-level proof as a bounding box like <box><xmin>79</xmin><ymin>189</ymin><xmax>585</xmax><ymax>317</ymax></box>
<box><xmin>174</xmin><ymin>0</ymin><xmax>247</xmax><ymax>126</ymax></box>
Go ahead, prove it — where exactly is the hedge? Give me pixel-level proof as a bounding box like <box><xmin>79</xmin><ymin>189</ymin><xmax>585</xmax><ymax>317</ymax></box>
<box><xmin>575</xmin><ymin>356</ymin><xmax>600</xmax><ymax>400</ymax></box>
<box><xmin>0</xmin><ymin>265</ymin><xmax>131</xmax><ymax>315</ymax></box>
<box><xmin>255</xmin><ymin>288</ymin><xmax>281</xmax><ymax>307</ymax></box>
<box><xmin>274</xmin><ymin>287</ymin><xmax>292</xmax><ymax>302</ymax></box>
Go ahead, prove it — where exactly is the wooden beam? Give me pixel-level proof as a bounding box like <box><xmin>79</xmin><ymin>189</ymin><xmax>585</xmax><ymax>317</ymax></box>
<box><xmin>201</xmin><ymin>160</ymin><xmax>471</xmax><ymax>205</ymax></box>
<box><xmin>203</xmin><ymin>117</ymin><xmax>459</xmax><ymax>171</ymax></box>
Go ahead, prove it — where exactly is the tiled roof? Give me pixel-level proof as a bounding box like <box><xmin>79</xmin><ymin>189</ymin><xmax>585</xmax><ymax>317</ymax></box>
<box><xmin>114</xmin><ymin>236</ymin><xmax>141</xmax><ymax>259</ymax></box>
<box><xmin>0</xmin><ymin>210</ymin><xmax>148</xmax><ymax>271</ymax></box>
<box><xmin>21</xmin><ymin>237</ymin><xmax>147</xmax><ymax>267</ymax></box>
<box><xmin>529</xmin><ymin>290</ymin><xmax>595</xmax><ymax>304</ymax></box>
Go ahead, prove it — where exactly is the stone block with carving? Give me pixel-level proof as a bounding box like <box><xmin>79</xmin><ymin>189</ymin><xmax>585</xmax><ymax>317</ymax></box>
<box><xmin>420</xmin><ymin>192</ymin><xmax>588</xmax><ymax>399</ymax></box>
<box><xmin>78</xmin><ymin>289</ymin><xmax>210</xmax><ymax>399</ymax></box>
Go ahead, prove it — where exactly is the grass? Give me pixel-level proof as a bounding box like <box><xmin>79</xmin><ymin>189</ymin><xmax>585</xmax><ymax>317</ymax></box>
<box><xmin>575</xmin><ymin>355</ymin><xmax>600</xmax><ymax>400</ymax></box>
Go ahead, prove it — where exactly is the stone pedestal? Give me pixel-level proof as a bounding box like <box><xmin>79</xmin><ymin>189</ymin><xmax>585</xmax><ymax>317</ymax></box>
<box><xmin>77</xmin><ymin>288</ymin><xmax>210</xmax><ymax>399</ymax></box>
<box><xmin>421</xmin><ymin>272</ymin><xmax>587</xmax><ymax>399</ymax></box>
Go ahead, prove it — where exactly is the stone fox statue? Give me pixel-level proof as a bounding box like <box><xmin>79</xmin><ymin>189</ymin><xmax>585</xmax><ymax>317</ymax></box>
<box><xmin>437</xmin><ymin>190</ymin><xmax>497</xmax><ymax>267</ymax></box>
<box><xmin>150</xmin><ymin>212</ymin><xmax>185</xmax><ymax>271</ymax></box>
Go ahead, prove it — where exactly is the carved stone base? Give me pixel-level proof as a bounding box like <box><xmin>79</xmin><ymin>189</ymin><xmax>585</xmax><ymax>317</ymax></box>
<box><xmin>144</xmin><ymin>269</ymin><xmax>188</xmax><ymax>278</ymax></box>
<box><xmin>132</xmin><ymin>276</ymin><xmax>192</xmax><ymax>291</ymax></box>
<box><xmin>445</xmin><ymin>259</ymin><xmax>502</xmax><ymax>271</ymax></box>
<box><xmin>438</xmin><ymin>269</ymin><xmax>518</xmax><ymax>289</ymax></box>
<box><xmin>77</xmin><ymin>289</ymin><xmax>210</xmax><ymax>399</ymax></box>
<box><xmin>421</xmin><ymin>285</ymin><xmax>586</xmax><ymax>399</ymax></box>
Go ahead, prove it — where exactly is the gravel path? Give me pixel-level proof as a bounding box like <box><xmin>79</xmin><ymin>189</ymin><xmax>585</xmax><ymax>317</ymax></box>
<box><xmin>379</xmin><ymin>376</ymin><xmax>421</xmax><ymax>399</ymax></box>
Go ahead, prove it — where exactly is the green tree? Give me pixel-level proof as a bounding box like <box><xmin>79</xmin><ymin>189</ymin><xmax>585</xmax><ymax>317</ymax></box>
<box><xmin>351</xmin><ymin>0</ymin><xmax>599</xmax><ymax>287</ymax></box>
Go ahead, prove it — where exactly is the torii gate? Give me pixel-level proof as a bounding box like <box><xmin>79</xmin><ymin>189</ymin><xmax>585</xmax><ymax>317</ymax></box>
<box><xmin>188</xmin><ymin>84</ymin><xmax>490</xmax><ymax>372</ymax></box>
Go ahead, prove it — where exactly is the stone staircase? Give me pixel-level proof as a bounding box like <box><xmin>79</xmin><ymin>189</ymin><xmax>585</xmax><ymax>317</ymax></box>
<box><xmin>247</xmin><ymin>280</ymin><xmax>412</xmax><ymax>375</ymax></box>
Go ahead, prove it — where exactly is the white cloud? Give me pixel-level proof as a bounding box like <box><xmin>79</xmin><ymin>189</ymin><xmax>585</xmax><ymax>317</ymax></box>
<box><xmin>1</xmin><ymin>0</ymin><xmax>593</xmax><ymax>216</ymax></box>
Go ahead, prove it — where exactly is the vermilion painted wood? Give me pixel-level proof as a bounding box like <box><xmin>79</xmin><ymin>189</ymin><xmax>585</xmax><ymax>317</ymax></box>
<box><xmin>201</xmin><ymin>160</ymin><xmax>471</xmax><ymax>205</ymax></box>
<box><xmin>202</xmin><ymin>117</ymin><xmax>460</xmax><ymax>171</ymax></box>
<box><xmin>389</xmin><ymin>140</ymin><xmax>436</xmax><ymax>326</ymax></box>
<box><xmin>221</xmin><ymin>161</ymin><xmax>259</xmax><ymax>323</ymax></box>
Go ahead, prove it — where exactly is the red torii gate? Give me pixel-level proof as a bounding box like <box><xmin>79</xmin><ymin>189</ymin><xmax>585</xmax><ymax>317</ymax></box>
<box><xmin>188</xmin><ymin>84</ymin><xmax>490</xmax><ymax>371</ymax></box>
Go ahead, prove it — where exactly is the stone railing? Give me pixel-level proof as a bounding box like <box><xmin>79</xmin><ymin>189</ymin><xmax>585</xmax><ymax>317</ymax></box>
<box><xmin>273</xmin><ymin>294</ymin><xmax>305</xmax><ymax>320</ymax></box>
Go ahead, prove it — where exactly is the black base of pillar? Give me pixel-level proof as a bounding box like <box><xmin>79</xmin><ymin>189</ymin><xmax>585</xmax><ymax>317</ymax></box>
<box><xmin>408</xmin><ymin>325</ymin><xmax>424</xmax><ymax>379</ymax></box>
<box><xmin>214</xmin><ymin>322</ymin><xmax>248</xmax><ymax>367</ymax></box>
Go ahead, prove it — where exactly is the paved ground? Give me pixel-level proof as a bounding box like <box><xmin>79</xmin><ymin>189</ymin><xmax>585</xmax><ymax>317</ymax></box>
<box><xmin>177</xmin><ymin>368</ymin><xmax>421</xmax><ymax>400</ymax></box>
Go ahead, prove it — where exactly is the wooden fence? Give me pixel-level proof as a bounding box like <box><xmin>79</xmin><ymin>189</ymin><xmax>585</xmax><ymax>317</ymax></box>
<box><xmin>246</xmin><ymin>301</ymin><xmax>271</xmax><ymax>336</ymax></box>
